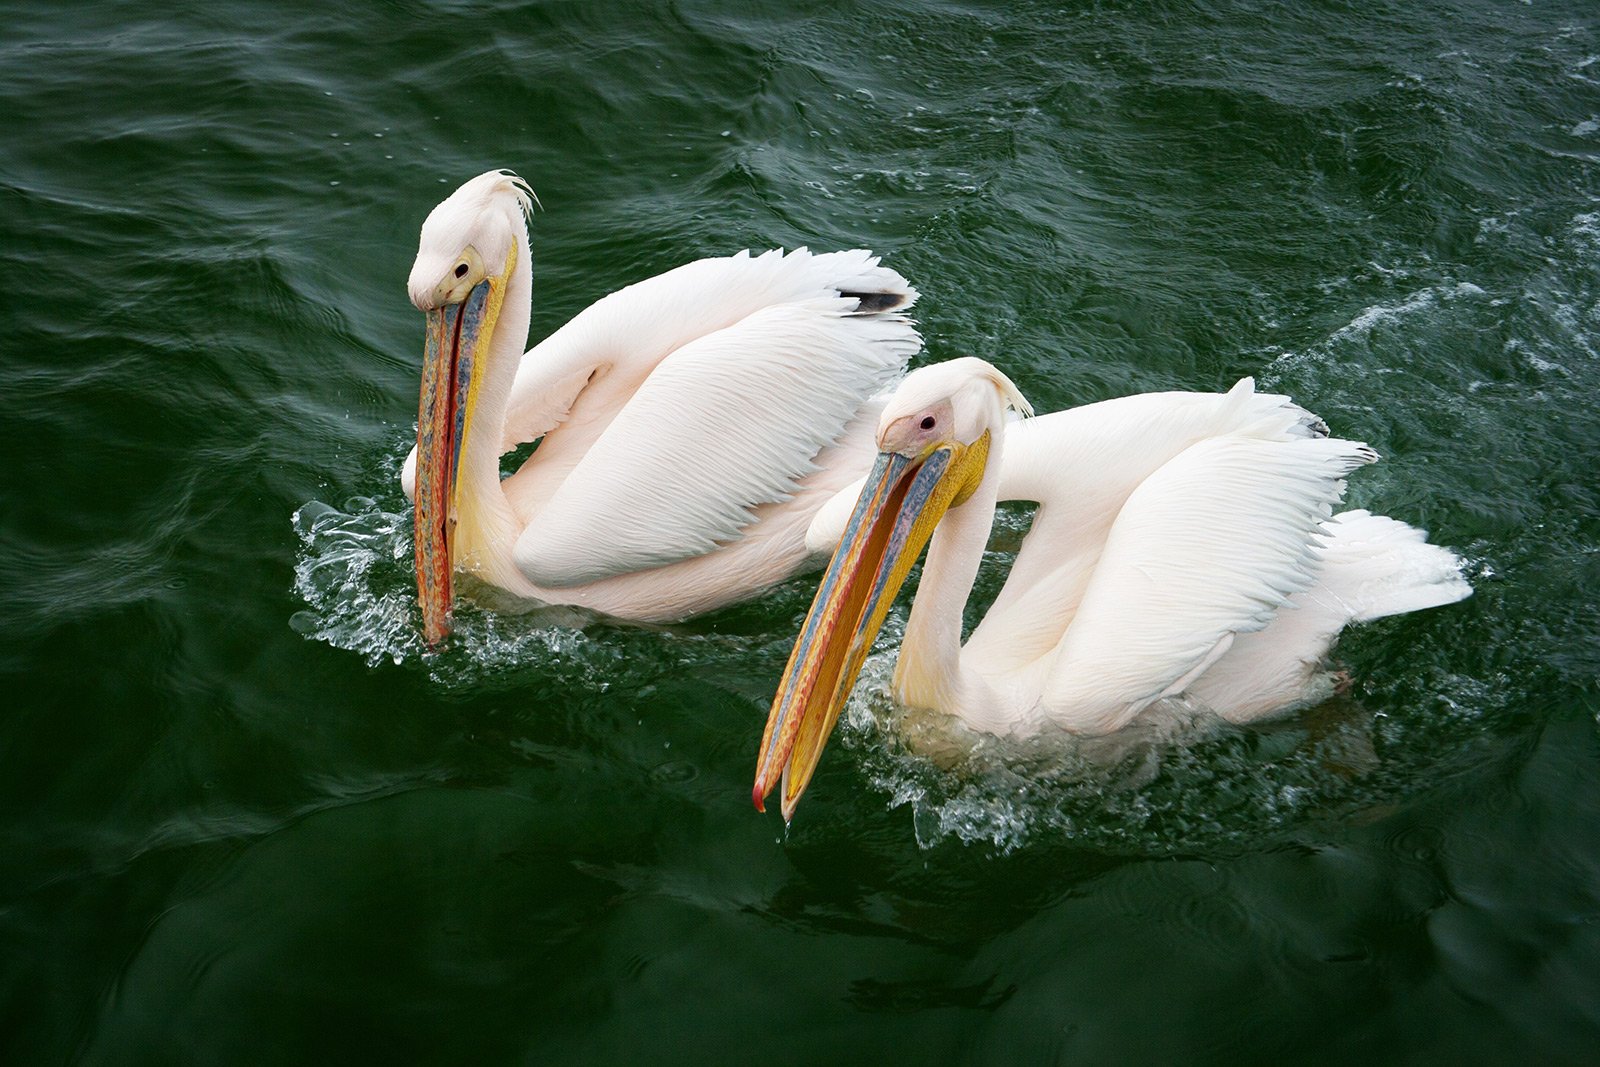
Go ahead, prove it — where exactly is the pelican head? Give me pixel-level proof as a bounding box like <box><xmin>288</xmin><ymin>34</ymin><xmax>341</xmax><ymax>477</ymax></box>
<box><xmin>752</xmin><ymin>358</ymin><xmax>1031</xmax><ymax>819</ymax></box>
<box><xmin>409</xmin><ymin>171</ymin><xmax>536</xmax><ymax>645</ymax></box>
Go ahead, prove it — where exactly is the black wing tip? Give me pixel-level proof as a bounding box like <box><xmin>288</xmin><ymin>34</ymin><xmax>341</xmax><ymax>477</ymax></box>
<box><xmin>840</xmin><ymin>289</ymin><xmax>910</xmax><ymax>314</ymax></box>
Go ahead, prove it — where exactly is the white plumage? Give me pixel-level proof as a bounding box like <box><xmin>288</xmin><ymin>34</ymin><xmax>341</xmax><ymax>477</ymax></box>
<box><xmin>511</xmin><ymin>288</ymin><xmax>915</xmax><ymax>587</ymax></box>
<box><xmin>906</xmin><ymin>363</ymin><xmax>1469</xmax><ymax>734</ymax></box>
<box><xmin>755</xmin><ymin>357</ymin><xmax>1472</xmax><ymax>817</ymax></box>
<box><xmin>402</xmin><ymin>171</ymin><xmax>919</xmax><ymax>636</ymax></box>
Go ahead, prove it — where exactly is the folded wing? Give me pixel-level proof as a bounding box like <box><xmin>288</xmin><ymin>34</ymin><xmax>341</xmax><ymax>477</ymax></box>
<box><xmin>1035</xmin><ymin>433</ymin><xmax>1379</xmax><ymax>733</ymax></box>
<box><xmin>514</xmin><ymin>293</ymin><xmax>918</xmax><ymax>587</ymax></box>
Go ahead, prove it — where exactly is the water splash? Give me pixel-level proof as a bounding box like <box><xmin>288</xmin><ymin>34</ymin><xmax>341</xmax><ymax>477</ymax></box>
<box><xmin>289</xmin><ymin>495</ymin><xmax>638</xmax><ymax>689</ymax></box>
<box><xmin>291</xmin><ymin>496</ymin><xmax>419</xmax><ymax>666</ymax></box>
<box><xmin>827</xmin><ymin>608</ymin><xmax>1496</xmax><ymax>857</ymax></box>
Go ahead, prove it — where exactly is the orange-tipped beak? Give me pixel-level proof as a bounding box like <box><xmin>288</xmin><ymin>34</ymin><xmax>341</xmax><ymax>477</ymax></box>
<box><xmin>752</xmin><ymin>432</ymin><xmax>990</xmax><ymax>821</ymax></box>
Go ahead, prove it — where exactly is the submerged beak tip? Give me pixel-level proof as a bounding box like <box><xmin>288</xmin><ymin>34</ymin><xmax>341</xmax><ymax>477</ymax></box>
<box><xmin>421</xmin><ymin>618</ymin><xmax>450</xmax><ymax>649</ymax></box>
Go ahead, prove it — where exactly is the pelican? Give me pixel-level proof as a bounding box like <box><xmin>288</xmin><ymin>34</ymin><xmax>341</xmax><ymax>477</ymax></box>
<box><xmin>754</xmin><ymin>357</ymin><xmax>1472</xmax><ymax>819</ymax></box>
<box><xmin>402</xmin><ymin>170</ymin><xmax>919</xmax><ymax>643</ymax></box>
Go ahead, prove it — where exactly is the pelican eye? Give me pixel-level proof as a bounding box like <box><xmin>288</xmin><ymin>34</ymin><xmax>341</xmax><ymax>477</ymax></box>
<box><xmin>920</xmin><ymin>416</ymin><xmax>936</xmax><ymax>430</ymax></box>
<box><xmin>427</xmin><ymin>244</ymin><xmax>486</xmax><ymax>307</ymax></box>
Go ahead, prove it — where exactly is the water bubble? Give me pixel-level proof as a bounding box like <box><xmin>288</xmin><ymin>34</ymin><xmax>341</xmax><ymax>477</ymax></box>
<box><xmin>650</xmin><ymin>760</ymin><xmax>699</xmax><ymax>785</ymax></box>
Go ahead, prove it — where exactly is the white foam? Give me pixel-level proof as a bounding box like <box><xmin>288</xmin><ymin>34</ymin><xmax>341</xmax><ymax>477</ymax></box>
<box><xmin>290</xmin><ymin>495</ymin><xmax>632</xmax><ymax>687</ymax></box>
<box><xmin>1330</xmin><ymin>282</ymin><xmax>1487</xmax><ymax>343</ymax></box>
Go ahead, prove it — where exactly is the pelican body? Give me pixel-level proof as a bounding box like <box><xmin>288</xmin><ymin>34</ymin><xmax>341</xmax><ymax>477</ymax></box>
<box><xmin>403</xmin><ymin>171</ymin><xmax>920</xmax><ymax>643</ymax></box>
<box><xmin>754</xmin><ymin>358</ymin><xmax>1472</xmax><ymax>819</ymax></box>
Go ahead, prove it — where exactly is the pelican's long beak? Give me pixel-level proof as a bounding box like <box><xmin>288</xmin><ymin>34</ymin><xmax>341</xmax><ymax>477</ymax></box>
<box><xmin>413</xmin><ymin>247</ymin><xmax>514</xmax><ymax>646</ymax></box>
<box><xmin>752</xmin><ymin>431</ymin><xmax>991</xmax><ymax>820</ymax></box>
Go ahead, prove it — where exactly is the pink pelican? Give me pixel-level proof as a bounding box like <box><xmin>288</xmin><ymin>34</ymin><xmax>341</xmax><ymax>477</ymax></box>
<box><xmin>754</xmin><ymin>357</ymin><xmax>1472</xmax><ymax>819</ymax></box>
<box><xmin>402</xmin><ymin>171</ymin><xmax>919</xmax><ymax>643</ymax></box>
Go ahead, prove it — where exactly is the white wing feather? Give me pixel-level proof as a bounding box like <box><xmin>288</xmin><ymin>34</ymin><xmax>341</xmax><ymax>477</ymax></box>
<box><xmin>499</xmin><ymin>248</ymin><xmax>915</xmax><ymax>451</ymax></box>
<box><xmin>1035</xmin><ymin>433</ymin><xmax>1379</xmax><ymax>734</ymax></box>
<box><xmin>963</xmin><ymin>379</ymin><xmax>1329</xmax><ymax>673</ymax></box>
<box><xmin>1187</xmin><ymin>508</ymin><xmax>1472</xmax><ymax>719</ymax></box>
<box><xmin>514</xmin><ymin>297</ymin><xmax>916</xmax><ymax>587</ymax></box>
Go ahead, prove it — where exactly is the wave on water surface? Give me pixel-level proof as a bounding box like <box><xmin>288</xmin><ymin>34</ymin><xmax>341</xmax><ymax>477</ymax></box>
<box><xmin>291</xmin><ymin>490</ymin><xmax>1495</xmax><ymax>857</ymax></box>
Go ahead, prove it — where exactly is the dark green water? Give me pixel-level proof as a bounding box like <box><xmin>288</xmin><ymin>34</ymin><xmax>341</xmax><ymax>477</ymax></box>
<box><xmin>4</xmin><ymin>0</ymin><xmax>1600</xmax><ymax>1061</ymax></box>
